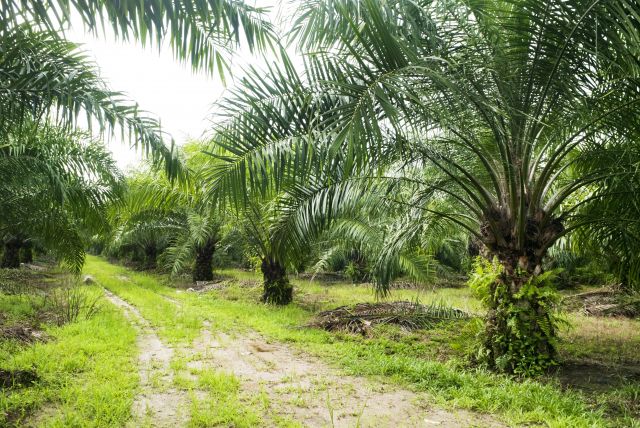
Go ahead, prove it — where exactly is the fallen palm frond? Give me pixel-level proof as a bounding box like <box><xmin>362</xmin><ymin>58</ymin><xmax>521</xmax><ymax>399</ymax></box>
<box><xmin>563</xmin><ymin>287</ymin><xmax>640</xmax><ymax>318</ymax></box>
<box><xmin>0</xmin><ymin>325</ymin><xmax>48</xmax><ymax>343</ymax></box>
<box><xmin>308</xmin><ymin>301</ymin><xmax>470</xmax><ymax>335</ymax></box>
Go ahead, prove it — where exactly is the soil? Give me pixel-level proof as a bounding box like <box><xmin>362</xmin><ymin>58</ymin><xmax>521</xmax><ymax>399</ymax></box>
<box><xmin>104</xmin><ymin>287</ymin><xmax>504</xmax><ymax>427</ymax></box>
<box><xmin>552</xmin><ymin>361</ymin><xmax>640</xmax><ymax>392</ymax></box>
<box><xmin>0</xmin><ymin>325</ymin><xmax>48</xmax><ymax>343</ymax></box>
<box><xmin>103</xmin><ymin>290</ymin><xmax>190</xmax><ymax>427</ymax></box>
<box><xmin>189</xmin><ymin>326</ymin><xmax>504</xmax><ymax>427</ymax></box>
<box><xmin>0</xmin><ymin>368</ymin><xmax>38</xmax><ymax>389</ymax></box>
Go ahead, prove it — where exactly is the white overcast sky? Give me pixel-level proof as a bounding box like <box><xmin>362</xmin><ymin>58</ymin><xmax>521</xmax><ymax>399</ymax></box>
<box><xmin>64</xmin><ymin>1</ymin><xmax>288</xmax><ymax>171</ymax></box>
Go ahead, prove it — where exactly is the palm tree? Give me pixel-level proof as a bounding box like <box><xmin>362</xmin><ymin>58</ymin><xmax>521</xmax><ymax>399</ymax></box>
<box><xmin>1</xmin><ymin>1</ymin><xmax>275</xmax><ymax>271</ymax></box>
<box><xmin>0</xmin><ymin>26</ymin><xmax>183</xmax><ymax>177</ymax></box>
<box><xmin>570</xmin><ymin>141</ymin><xmax>640</xmax><ymax>290</ymax></box>
<box><xmin>1</xmin><ymin>1</ymin><xmax>275</xmax><ymax>177</ymax></box>
<box><xmin>206</xmin><ymin>0</ymin><xmax>640</xmax><ymax>375</ymax></box>
<box><xmin>106</xmin><ymin>144</ymin><xmax>223</xmax><ymax>280</ymax></box>
<box><xmin>0</xmin><ymin>0</ymin><xmax>274</xmax><ymax>75</ymax></box>
<box><xmin>157</xmin><ymin>146</ymin><xmax>224</xmax><ymax>282</ymax></box>
<box><xmin>1</xmin><ymin>127</ymin><xmax>123</xmax><ymax>271</ymax></box>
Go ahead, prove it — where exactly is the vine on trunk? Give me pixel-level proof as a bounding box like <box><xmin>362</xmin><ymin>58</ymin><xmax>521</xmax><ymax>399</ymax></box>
<box><xmin>469</xmin><ymin>257</ymin><xmax>562</xmax><ymax>376</ymax></box>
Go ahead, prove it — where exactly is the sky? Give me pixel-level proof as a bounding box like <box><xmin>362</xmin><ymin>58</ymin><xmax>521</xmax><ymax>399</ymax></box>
<box><xmin>64</xmin><ymin>1</ymin><xmax>286</xmax><ymax>171</ymax></box>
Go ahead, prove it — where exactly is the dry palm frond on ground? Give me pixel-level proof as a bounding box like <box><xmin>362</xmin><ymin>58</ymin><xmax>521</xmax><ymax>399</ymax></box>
<box><xmin>309</xmin><ymin>301</ymin><xmax>470</xmax><ymax>334</ymax></box>
<box><xmin>564</xmin><ymin>288</ymin><xmax>640</xmax><ymax>318</ymax></box>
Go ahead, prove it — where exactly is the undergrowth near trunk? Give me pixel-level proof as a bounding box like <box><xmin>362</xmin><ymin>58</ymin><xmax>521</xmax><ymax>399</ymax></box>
<box><xmin>81</xmin><ymin>256</ymin><xmax>640</xmax><ymax>427</ymax></box>
<box><xmin>469</xmin><ymin>257</ymin><xmax>562</xmax><ymax>376</ymax></box>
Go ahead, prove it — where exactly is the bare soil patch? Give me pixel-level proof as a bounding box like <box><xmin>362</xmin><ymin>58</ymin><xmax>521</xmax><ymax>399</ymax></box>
<box><xmin>190</xmin><ymin>326</ymin><xmax>504</xmax><ymax>427</ymax></box>
<box><xmin>103</xmin><ymin>290</ymin><xmax>189</xmax><ymax>427</ymax></box>
<box><xmin>553</xmin><ymin>361</ymin><xmax>640</xmax><ymax>392</ymax></box>
<box><xmin>0</xmin><ymin>325</ymin><xmax>48</xmax><ymax>343</ymax></box>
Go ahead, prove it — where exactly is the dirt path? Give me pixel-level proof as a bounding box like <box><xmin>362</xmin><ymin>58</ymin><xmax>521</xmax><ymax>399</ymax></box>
<box><xmin>104</xmin><ymin>283</ymin><xmax>503</xmax><ymax>427</ymax></box>
<box><xmin>189</xmin><ymin>323</ymin><xmax>503</xmax><ymax>427</ymax></box>
<box><xmin>103</xmin><ymin>290</ymin><xmax>189</xmax><ymax>427</ymax></box>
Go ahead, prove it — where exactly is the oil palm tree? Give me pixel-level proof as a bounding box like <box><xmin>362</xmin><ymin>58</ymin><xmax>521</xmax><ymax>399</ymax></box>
<box><xmin>0</xmin><ymin>0</ymin><xmax>274</xmax><ymax>75</ymax></box>
<box><xmin>106</xmin><ymin>144</ymin><xmax>223</xmax><ymax>280</ymax></box>
<box><xmin>0</xmin><ymin>26</ymin><xmax>182</xmax><ymax>177</ymax></box>
<box><xmin>156</xmin><ymin>145</ymin><xmax>224</xmax><ymax>282</ymax></box>
<box><xmin>1</xmin><ymin>1</ymin><xmax>275</xmax><ymax>178</ymax></box>
<box><xmin>1</xmin><ymin>127</ymin><xmax>123</xmax><ymax>271</ymax></box>
<box><xmin>206</xmin><ymin>0</ymin><xmax>640</xmax><ymax>374</ymax></box>
<box><xmin>1</xmin><ymin>0</ymin><xmax>275</xmax><ymax>271</ymax></box>
<box><xmin>570</xmin><ymin>140</ymin><xmax>640</xmax><ymax>290</ymax></box>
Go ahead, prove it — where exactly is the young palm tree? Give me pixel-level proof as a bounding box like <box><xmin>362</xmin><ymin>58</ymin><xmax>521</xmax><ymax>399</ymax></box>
<box><xmin>106</xmin><ymin>144</ymin><xmax>223</xmax><ymax>280</ymax></box>
<box><xmin>206</xmin><ymin>0</ymin><xmax>640</xmax><ymax>374</ymax></box>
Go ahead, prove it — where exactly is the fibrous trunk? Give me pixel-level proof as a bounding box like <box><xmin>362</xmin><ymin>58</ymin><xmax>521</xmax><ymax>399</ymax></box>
<box><xmin>482</xmin><ymin>253</ymin><xmax>558</xmax><ymax>376</ymax></box>
<box><xmin>193</xmin><ymin>239</ymin><xmax>215</xmax><ymax>282</ymax></box>
<box><xmin>479</xmin><ymin>212</ymin><xmax>562</xmax><ymax>376</ymax></box>
<box><xmin>1</xmin><ymin>239</ymin><xmax>22</xmax><ymax>269</ymax></box>
<box><xmin>261</xmin><ymin>257</ymin><xmax>292</xmax><ymax>305</ymax></box>
<box><xmin>20</xmin><ymin>241</ymin><xmax>33</xmax><ymax>264</ymax></box>
<box><xmin>144</xmin><ymin>245</ymin><xmax>157</xmax><ymax>270</ymax></box>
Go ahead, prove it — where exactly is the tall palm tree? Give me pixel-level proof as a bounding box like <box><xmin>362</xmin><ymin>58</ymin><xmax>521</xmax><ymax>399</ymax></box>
<box><xmin>206</xmin><ymin>0</ymin><xmax>640</xmax><ymax>375</ymax></box>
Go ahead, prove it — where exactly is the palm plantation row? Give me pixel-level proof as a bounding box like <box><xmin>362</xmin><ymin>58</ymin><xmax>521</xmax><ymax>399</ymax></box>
<box><xmin>2</xmin><ymin>0</ymin><xmax>639</xmax><ymax>380</ymax></box>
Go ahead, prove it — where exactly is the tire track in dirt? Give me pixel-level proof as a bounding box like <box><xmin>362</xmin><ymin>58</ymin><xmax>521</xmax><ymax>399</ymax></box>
<box><xmin>103</xmin><ymin>289</ymin><xmax>189</xmax><ymax>427</ymax></box>
<box><xmin>189</xmin><ymin>323</ymin><xmax>505</xmax><ymax>427</ymax></box>
<box><xmin>106</xmin><ymin>280</ymin><xmax>504</xmax><ymax>427</ymax></box>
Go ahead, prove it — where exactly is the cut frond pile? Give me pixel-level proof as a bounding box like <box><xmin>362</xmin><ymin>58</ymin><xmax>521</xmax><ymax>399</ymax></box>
<box><xmin>308</xmin><ymin>301</ymin><xmax>470</xmax><ymax>335</ymax></box>
<box><xmin>564</xmin><ymin>288</ymin><xmax>640</xmax><ymax>318</ymax></box>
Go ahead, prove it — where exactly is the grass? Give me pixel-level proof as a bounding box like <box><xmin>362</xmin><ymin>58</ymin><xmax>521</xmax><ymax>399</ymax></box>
<box><xmin>560</xmin><ymin>313</ymin><xmax>640</xmax><ymax>365</ymax></box>
<box><xmin>5</xmin><ymin>258</ymin><xmax>635</xmax><ymax>426</ymax></box>
<box><xmin>0</xmin><ymin>275</ymin><xmax>138</xmax><ymax>427</ymax></box>
<box><xmin>188</xmin><ymin>369</ymin><xmax>262</xmax><ymax>427</ymax></box>
<box><xmin>82</xmin><ymin>255</ymin><xmax>640</xmax><ymax>427</ymax></box>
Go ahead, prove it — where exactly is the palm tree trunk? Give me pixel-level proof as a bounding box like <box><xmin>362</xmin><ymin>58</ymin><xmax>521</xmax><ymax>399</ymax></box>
<box><xmin>1</xmin><ymin>239</ymin><xmax>22</xmax><ymax>269</ymax></box>
<box><xmin>20</xmin><ymin>241</ymin><xmax>33</xmax><ymax>264</ymax></box>
<box><xmin>483</xmin><ymin>252</ymin><xmax>558</xmax><ymax>375</ymax></box>
<box><xmin>193</xmin><ymin>239</ymin><xmax>215</xmax><ymax>282</ymax></box>
<box><xmin>261</xmin><ymin>257</ymin><xmax>292</xmax><ymax>305</ymax></box>
<box><xmin>144</xmin><ymin>244</ymin><xmax>157</xmax><ymax>270</ymax></box>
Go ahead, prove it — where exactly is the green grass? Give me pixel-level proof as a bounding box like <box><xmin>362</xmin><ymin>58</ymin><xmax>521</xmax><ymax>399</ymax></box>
<box><xmin>187</xmin><ymin>369</ymin><xmax>262</xmax><ymax>427</ymax></box>
<box><xmin>560</xmin><ymin>313</ymin><xmax>640</xmax><ymax>365</ymax></box>
<box><xmin>0</xmin><ymin>282</ymin><xmax>138</xmax><ymax>427</ymax></box>
<box><xmin>83</xmin><ymin>256</ymin><xmax>640</xmax><ymax>427</ymax></box>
